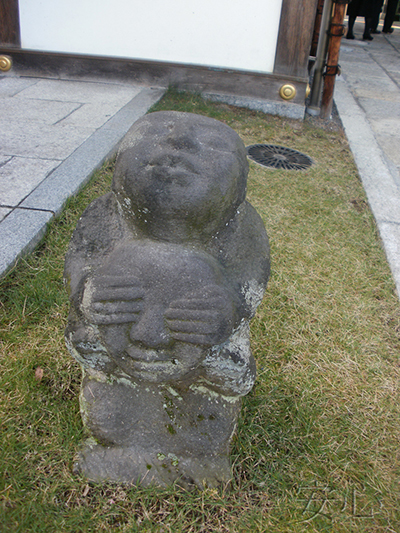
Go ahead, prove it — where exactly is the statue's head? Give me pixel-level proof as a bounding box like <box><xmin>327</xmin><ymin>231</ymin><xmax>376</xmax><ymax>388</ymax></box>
<box><xmin>112</xmin><ymin>111</ymin><xmax>248</xmax><ymax>243</ymax></box>
<box><xmin>85</xmin><ymin>241</ymin><xmax>237</xmax><ymax>383</ymax></box>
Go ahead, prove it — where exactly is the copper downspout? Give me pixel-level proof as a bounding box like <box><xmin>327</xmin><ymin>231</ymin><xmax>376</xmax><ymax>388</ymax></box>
<box><xmin>320</xmin><ymin>0</ymin><xmax>349</xmax><ymax>118</ymax></box>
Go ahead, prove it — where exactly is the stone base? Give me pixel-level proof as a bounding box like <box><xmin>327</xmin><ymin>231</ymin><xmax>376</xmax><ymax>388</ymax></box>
<box><xmin>74</xmin><ymin>440</ymin><xmax>231</xmax><ymax>489</ymax></box>
<box><xmin>77</xmin><ymin>372</ymin><xmax>241</xmax><ymax>488</ymax></box>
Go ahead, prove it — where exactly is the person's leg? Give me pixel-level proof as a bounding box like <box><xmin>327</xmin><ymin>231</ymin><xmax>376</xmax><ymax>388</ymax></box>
<box><xmin>371</xmin><ymin>0</ymin><xmax>384</xmax><ymax>32</ymax></box>
<box><xmin>363</xmin><ymin>17</ymin><xmax>374</xmax><ymax>39</ymax></box>
<box><xmin>383</xmin><ymin>0</ymin><xmax>398</xmax><ymax>32</ymax></box>
<box><xmin>347</xmin><ymin>17</ymin><xmax>356</xmax><ymax>38</ymax></box>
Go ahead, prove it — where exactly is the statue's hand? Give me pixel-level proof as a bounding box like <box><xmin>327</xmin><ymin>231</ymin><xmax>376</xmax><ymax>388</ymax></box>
<box><xmin>164</xmin><ymin>285</ymin><xmax>235</xmax><ymax>346</ymax></box>
<box><xmin>88</xmin><ymin>275</ymin><xmax>145</xmax><ymax>325</ymax></box>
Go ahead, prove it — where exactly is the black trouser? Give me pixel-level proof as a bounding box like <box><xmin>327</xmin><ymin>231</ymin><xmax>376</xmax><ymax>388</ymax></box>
<box><xmin>383</xmin><ymin>0</ymin><xmax>399</xmax><ymax>32</ymax></box>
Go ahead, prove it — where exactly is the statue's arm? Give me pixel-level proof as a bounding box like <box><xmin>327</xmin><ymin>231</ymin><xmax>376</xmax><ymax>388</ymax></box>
<box><xmin>208</xmin><ymin>201</ymin><xmax>270</xmax><ymax>318</ymax></box>
<box><xmin>64</xmin><ymin>193</ymin><xmax>128</xmax><ymax>373</ymax></box>
<box><xmin>198</xmin><ymin>201</ymin><xmax>269</xmax><ymax>395</ymax></box>
<box><xmin>64</xmin><ymin>193</ymin><xmax>128</xmax><ymax>302</ymax></box>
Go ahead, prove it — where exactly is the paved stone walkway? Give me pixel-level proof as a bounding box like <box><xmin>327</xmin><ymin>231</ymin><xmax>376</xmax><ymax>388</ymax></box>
<box><xmin>0</xmin><ymin>75</ymin><xmax>164</xmax><ymax>276</ymax></box>
<box><xmin>335</xmin><ymin>20</ymin><xmax>400</xmax><ymax>296</ymax></box>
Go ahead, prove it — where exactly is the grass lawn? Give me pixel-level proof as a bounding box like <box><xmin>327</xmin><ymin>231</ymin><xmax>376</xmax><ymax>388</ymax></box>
<box><xmin>1</xmin><ymin>90</ymin><xmax>399</xmax><ymax>532</ymax></box>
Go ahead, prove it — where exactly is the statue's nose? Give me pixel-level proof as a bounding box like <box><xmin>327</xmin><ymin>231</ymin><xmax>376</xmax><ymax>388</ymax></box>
<box><xmin>129</xmin><ymin>307</ymin><xmax>171</xmax><ymax>348</ymax></box>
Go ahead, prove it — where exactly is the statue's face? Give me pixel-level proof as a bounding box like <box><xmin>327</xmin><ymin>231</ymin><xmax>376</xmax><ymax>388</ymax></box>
<box><xmin>112</xmin><ymin>112</ymin><xmax>248</xmax><ymax>242</ymax></box>
<box><xmin>86</xmin><ymin>242</ymin><xmax>235</xmax><ymax>383</ymax></box>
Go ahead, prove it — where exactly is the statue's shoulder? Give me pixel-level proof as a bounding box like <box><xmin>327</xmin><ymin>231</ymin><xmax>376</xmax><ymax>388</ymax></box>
<box><xmin>67</xmin><ymin>193</ymin><xmax>127</xmax><ymax>259</ymax></box>
<box><xmin>211</xmin><ymin>201</ymin><xmax>269</xmax><ymax>279</ymax></box>
<box><xmin>64</xmin><ymin>193</ymin><xmax>129</xmax><ymax>296</ymax></box>
<box><xmin>234</xmin><ymin>201</ymin><xmax>269</xmax><ymax>249</ymax></box>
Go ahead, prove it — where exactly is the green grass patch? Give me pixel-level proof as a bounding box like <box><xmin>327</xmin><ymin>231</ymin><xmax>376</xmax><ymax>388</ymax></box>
<box><xmin>1</xmin><ymin>89</ymin><xmax>399</xmax><ymax>532</ymax></box>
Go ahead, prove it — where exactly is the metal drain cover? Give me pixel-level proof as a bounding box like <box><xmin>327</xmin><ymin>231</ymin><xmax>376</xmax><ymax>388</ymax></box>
<box><xmin>246</xmin><ymin>144</ymin><xmax>313</xmax><ymax>170</ymax></box>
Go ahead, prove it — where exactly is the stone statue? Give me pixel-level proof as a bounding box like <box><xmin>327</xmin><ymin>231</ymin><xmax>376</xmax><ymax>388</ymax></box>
<box><xmin>64</xmin><ymin>111</ymin><xmax>270</xmax><ymax>488</ymax></box>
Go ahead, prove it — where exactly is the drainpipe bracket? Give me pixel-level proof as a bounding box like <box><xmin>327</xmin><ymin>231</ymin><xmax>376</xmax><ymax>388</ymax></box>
<box><xmin>328</xmin><ymin>23</ymin><xmax>346</xmax><ymax>37</ymax></box>
<box><xmin>324</xmin><ymin>64</ymin><xmax>342</xmax><ymax>76</ymax></box>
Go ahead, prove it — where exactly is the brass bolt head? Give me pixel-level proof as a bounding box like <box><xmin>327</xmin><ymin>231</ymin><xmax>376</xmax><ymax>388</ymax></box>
<box><xmin>0</xmin><ymin>56</ymin><xmax>12</xmax><ymax>72</ymax></box>
<box><xmin>279</xmin><ymin>84</ymin><xmax>297</xmax><ymax>101</ymax></box>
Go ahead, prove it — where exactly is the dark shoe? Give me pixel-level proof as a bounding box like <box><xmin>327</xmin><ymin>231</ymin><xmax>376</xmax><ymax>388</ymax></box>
<box><xmin>371</xmin><ymin>29</ymin><xmax>381</xmax><ymax>34</ymax></box>
<box><xmin>363</xmin><ymin>33</ymin><xmax>373</xmax><ymax>40</ymax></box>
<box><xmin>383</xmin><ymin>28</ymin><xmax>394</xmax><ymax>33</ymax></box>
<box><xmin>346</xmin><ymin>32</ymin><xmax>355</xmax><ymax>39</ymax></box>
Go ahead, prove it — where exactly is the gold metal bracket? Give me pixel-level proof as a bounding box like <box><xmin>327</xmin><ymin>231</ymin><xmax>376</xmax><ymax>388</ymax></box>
<box><xmin>279</xmin><ymin>84</ymin><xmax>297</xmax><ymax>101</ymax></box>
<box><xmin>0</xmin><ymin>56</ymin><xmax>12</xmax><ymax>72</ymax></box>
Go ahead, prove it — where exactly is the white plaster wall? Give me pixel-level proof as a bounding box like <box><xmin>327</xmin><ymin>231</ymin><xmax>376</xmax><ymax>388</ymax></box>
<box><xmin>19</xmin><ymin>0</ymin><xmax>283</xmax><ymax>74</ymax></box>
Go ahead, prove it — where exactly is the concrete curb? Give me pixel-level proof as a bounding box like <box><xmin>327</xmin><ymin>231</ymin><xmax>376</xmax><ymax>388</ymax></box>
<box><xmin>203</xmin><ymin>92</ymin><xmax>306</xmax><ymax>120</ymax></box>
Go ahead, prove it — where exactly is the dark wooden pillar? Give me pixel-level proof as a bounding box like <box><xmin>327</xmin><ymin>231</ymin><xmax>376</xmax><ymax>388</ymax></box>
<box><xmin>274</xmin><ymin>0</ymin><xmax>320</xmax><ymax>78</ymax></box>
<box><xmin>0</xmin><ymin>0</ymin><xmax>21</xmax><ymax>46</ymax></box>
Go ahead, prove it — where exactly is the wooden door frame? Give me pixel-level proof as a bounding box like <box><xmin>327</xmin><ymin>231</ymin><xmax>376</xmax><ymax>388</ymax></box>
<box><xmin>274</xmin><ymin>0</ymin><xmax>320</xmax><ymax>78</ymax></box>
<box><xmin>0</xmin><ymin>0</ymin><xmax>20</xmax><ymax>46</ymax></box>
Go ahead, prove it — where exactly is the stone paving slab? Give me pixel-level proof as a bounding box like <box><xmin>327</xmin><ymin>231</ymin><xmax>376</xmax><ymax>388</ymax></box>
<box><xmin>358</xmin><ymin>98</ymin><xmax>400</xmax><ymax>117</ymax></box>
<box><xmin>348</xmin><ymin>84</ymin><xmax>400</xmax><ymax>101</ymax></box>
<box><xmin>15</xmin><ymin>78</ymin><xmax>142</xmax><ymax>104</ymax></box>
<box><xmin>0</xmin><ymin>121</ymin><xmax>95</xmax><ymax>159</ymax></box>
<box><xmin>372</xmin><ymin>50</ymin><xmax>400</xmax><ymax>66</ymax></box>
<box><xmin>0</xmin><ymin>76</ymin><xmax>39</xmax><ymax>97</ymax></box>
<box><xmin>0</xmin><ymin>156</ymin><xmax>60</xmax><ymax>207</ymax></box>
<box><xmin>0</xmin><ymin>207</ymin><xmax>11</xmax><ymax>222</ymax></box>
<box><xmin>371</xmin><ymin>119</ymin><xmax>400</xmax><ymax>139</ymax></box>
<box><xmin>375</xmin><ymin>135</ymin><xmax>400</xmax><ymax>170</ymax></box>
<box><xmin>0</xmin><ymin>79</ymin><xmax>164</xmax><ymax>278</ymax></box>
<box><xmin>0</xmin><ymin>155</ymin><xmax>12</xmax><ymax>165</ymax></box>
<box><xmin>387</xmin><ymin>72</ymin><xmax>400</xmax><ymax>87</ymax></box>
<box><xmin>53</xmin><ymin>102</ymin><xmax>128</xmax><ymax>129</ymax></box>
<box><xmin>338</xmin><ymin>60</ymin><xmax>386</xmax><ymax>78</ymax></box>
<box><xmin>0</xmin><ymin>98</ymin><xmax>81</xmax><ymax>125</ymax></box>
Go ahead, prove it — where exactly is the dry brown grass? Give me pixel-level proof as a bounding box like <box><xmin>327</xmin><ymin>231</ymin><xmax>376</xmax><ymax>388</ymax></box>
<box><xmin>1</xmin><ymin>90</ymin><xmax>399</xmax><ymax>532</ymax></box>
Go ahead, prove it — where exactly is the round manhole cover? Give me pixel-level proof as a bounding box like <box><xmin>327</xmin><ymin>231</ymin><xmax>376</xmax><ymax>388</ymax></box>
<box><xmin>246</xmin><ymin>144</ymin><xmax>313</xmax><ymax>170</ymax></box>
